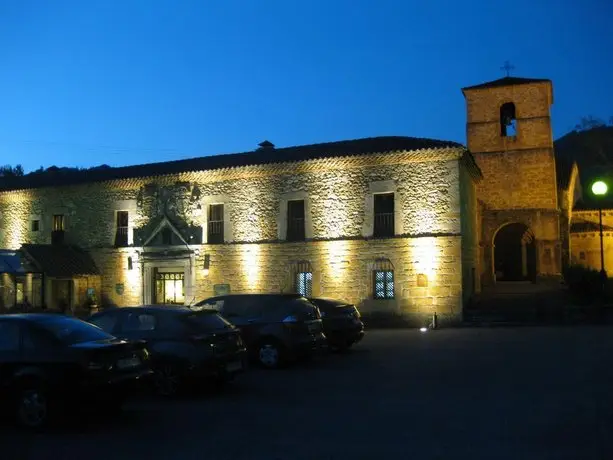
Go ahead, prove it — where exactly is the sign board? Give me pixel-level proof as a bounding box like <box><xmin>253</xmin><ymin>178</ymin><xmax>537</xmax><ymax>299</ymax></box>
<box><xmin>115</xmin><ymin>283</ymin><xmax>125</xmax><ymax>295</ymax></box>
<box><xmin>213</xmin><ymin>283</ymin><xmax>230</xmax><ymax>296</ymax></box>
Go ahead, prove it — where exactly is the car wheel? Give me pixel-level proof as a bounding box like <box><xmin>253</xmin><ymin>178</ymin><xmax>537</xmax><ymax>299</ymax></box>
<box><xmin>153</xmin><ymin>363</ymin><xmax>181</xmax><ymax>397</ymax></box>
<box><xmin>257</xmin><ymin>341</ymin><xmax>284</xmax><ymax>369</ymax></box>
<box><xmin>15</xmin><ymin>383</ymin><xmax>49</xmax><ymax>429</ymax></box>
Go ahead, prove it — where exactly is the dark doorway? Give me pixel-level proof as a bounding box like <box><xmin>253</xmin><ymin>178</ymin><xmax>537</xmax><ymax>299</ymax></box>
<box><xmin>494</xmin><ymin>223</ymin><xmax>537</xmax><ymax>282</ymax></box>
<box><xmin>52</xmin><ymin>279</ymin><xmax>72</xmax><ymax>311</ymax></box>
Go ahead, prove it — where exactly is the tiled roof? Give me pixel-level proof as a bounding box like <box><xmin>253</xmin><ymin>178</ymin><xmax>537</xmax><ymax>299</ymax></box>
<box><xmin>21</xmin><ymin>244</ymin><xmax>100</xmax><ymax>277</ymax></box>
<box><xmin>462</xmin><ymin>76</ymin><xmax>551</xmax><ymax>91</ymax></box>
<box><xmin>570</xmin><ymin>221</ymin><xmax>613</xmax><ymax>233</ymax></box>
<box><xmin>0</xmin><ymin>136</ymin><xmax>463</xmax><ymax>192</ymax></box>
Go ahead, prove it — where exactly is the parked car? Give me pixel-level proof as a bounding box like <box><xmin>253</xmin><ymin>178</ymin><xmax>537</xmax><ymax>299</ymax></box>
<box><xmin>192</xmin><ymin>294</ymin><xmax>327</xmax><ymax>369</ymax></box>
<box><xmin>87</xmin><ymin>306</ymin><xmax>247</xmax><ymax>396</ymax></box>
<box><xmin>308</xmin><ymin>298</ymin><xmax>364</xmax><ymax>351</ymax></box>
<box><xmin>0</xmin><ymin>313</ymin><xmax>152</xmax><ymax>429</ymax></box>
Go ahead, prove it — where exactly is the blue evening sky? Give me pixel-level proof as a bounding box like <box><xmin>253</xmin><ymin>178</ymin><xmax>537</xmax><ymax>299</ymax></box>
<box><xmin>0</xmin><ymin>0</ymin><xmax>611</xmax><ymax>173</ymax></box>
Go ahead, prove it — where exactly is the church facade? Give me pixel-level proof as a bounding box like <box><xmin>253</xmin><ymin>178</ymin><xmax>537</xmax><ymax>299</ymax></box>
<box><xmin>0</xmin><ymin>75</ymin><xmax>597</xmax><ymax>323</ymax></box>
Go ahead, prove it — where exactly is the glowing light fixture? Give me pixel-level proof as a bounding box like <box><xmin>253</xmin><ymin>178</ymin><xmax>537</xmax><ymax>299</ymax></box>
<box><xmin>592</xmin><ymin>180</ymin><xmax>608</xmax><ymax>196</ymax></box>
<box><xmin>419</xmin><ymin>327</ymin><xmax>428</xmax><ymax>333</ymax></box>
<box><xmin>591</xmin><ymin>180</ymin><xmax>609</xmax><ymax>287</ymax></box>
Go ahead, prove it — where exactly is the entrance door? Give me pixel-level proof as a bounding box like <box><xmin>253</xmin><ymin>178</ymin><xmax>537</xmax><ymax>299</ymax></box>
<box><xmin>494</xmin><ymin>223</ymin><xmax>537</xmax><ymax>282</ymax></box>
<box><xmin>154</xmin><ymin>272</ymin><xmax>185</xmax><ymax>305</ymax></box>
<box><xmin>52</xmin><ymin>279</ymin><xmax>72</xmax><ymax>311</ymax></box>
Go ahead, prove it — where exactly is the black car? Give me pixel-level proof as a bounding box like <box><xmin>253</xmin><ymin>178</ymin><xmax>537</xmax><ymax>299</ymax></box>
<box><xmin>192</xmin><ymin>294</ymin><xmax>327</xmax><ymax>369</ymax></box>
<box><xmin>308</xmin><ymin>298</ymin><xmax>364</xmax><ymax>350</ymax></box>
<box><xmin>87</xmin><ymin>306</ymin><xmax>247</xmax><ymax>396</ymax></box>
<box><xmin>0</xmin><ymin>313</ymin><xmax>152</xmax><ymax>429</ymax></box>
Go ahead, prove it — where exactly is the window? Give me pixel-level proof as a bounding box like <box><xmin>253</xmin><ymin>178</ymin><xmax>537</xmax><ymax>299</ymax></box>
<box><xmin>115</xmin><ymin>211</ymin><xmax>129</xmax><ymax>247</ymax></box>
<box><xmin>373</xmin><ymin>270</ymin><xmax>394</xmax><ymax>299</ymax></box>
<box><xmin>31</xmin><ymin>220</ymin><xmax>40</xmax><ymax>232</ymax></box>
<box><xmin>52</xmin><ymin>214</ymin><xmax>65</xmax><ymax>244</ymax></box>
<box><xmin>52</xmin><ymin>214</ymin><xmax>65</xmax><ymax>231</ymax></box>
<box><xmin>500</xmin><ymin>102</ymin><xmax>517</xmax><ymax>137</ymax></box>
<box><xmin>287</xmin><ymin>200</ymin><xmax>306</xmax><ymax>241</ymax></box>
<box><xmin>23</xmin><ymin>326</ymin><xmax>58</xmax><ymax>350</ymax></box>
<box><xmin>208</xmin><ymin>204</ymin><xmax>224</xmax><ymax>244</ymax></box>
<box><xmin>37</xmin><ymin>316</ymin><xmax>114</xmax><ymax>345</ymax></box>
<box><xmin>0</xmin><ymin>321</ymin><xmax>20</xmax><ymax>351</ymax></box>
<box><xmin>124</xmin><ymin>313</ymin><xmax>156</xmax><ymax>332</ymax></box>
<box><xmin>89</xmin><ymin>313</ymin><xmax>118</xmax><ymax>334</ymax></box>
<box><xmin>373</xmin><ymin>193</ymin><xmax>395</xmax><ymax>237</ymax></box>
<box><xmin>295</xmin><ymin>271</ymin><xmax>313</xmax><ymax>297</ymax></box>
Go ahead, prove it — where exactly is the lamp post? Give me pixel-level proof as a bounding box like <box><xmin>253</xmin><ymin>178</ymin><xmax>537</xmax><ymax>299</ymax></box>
<box><xmin>591</xmin><ymin>180</ymin><xmax>608</xmax><ymax>292</ymax></box>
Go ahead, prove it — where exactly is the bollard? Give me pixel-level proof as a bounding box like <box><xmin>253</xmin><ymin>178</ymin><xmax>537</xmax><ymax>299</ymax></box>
<box><xmin>431</xmin><ymin>311</ymin><xmax>438</xmax><ymax>329</ymax></box>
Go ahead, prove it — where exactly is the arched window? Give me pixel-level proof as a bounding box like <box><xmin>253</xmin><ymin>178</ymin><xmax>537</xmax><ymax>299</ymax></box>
<box><xmin>500</xmin><ymin>102</ymin><xmax>517</xmax><ymax>137</ymax></box>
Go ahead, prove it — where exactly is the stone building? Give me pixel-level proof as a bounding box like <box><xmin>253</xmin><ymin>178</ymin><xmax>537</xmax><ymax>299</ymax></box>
<box><xmin>0</xmin><ymin>137</ymin><xmax>481</xmax><ymax>325</ymax></box>
<box><xmin>0</xmin><ymin>74</ymin><xmax>603</xmax><ymax>320</ymax></box>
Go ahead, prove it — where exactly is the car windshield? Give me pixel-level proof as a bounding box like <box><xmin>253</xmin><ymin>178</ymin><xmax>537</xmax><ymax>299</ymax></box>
<box><xmin>38</xmin><ymin>316</ymin><xmax>115</xmax><ymax>345</ymax></box>
<box><xmin>185</xmin><ymin>312</ymin><xmax>234</xmax><ymax>330</ymax></box>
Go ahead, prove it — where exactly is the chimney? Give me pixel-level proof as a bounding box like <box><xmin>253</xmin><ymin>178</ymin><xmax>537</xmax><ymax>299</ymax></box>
<box><xmin>257</xmin><ymin>140</ymin><xmax>275</xmax><ymax>150</ymax></box>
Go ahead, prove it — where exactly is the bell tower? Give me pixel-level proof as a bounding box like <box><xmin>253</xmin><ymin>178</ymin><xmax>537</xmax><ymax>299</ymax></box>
<box><xmin>462</xmin><ymin>75</ymin><xmax>561</xmax><ymax>285</ymax></box>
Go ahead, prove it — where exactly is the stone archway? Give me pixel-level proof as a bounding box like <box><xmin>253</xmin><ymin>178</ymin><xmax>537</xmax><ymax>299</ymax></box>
<box><xmin>493</xmin><ymin>223</ymin><xmax>537</xmax><ymax>282</ymax></box>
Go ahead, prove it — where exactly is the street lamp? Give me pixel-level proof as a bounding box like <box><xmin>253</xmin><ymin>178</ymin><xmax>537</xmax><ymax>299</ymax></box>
<box><xmin>591</xmin><ymin>180</ymin><xmax>608</xmax><ymax>290</ymax></box>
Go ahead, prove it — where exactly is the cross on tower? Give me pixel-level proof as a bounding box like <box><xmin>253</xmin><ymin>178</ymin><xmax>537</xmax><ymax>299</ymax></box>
<box><xmin>501</xmin><ymin>61</ymin><xmax>515</xmax><ymax>77</ymax></box>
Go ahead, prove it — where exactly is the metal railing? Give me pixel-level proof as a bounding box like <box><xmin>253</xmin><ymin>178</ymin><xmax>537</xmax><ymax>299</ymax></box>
<box><xmin>373</xmin><ymin>213</ymin><xmax>395</xmax><ymax>237</ymax></box>
<box><xmin>208</xmin><ymin>220</ymin><xmax>224</xmax><ymax>244</ymax></box>
<box><xmin>115</xmin><ymin>226</ymin><xmax>129</xmax><ymax>247</ymax></box>
<box><xmin>286</xmin><ymin>218</ymin><xmax>305</xmax><ymax>241</ymax></box>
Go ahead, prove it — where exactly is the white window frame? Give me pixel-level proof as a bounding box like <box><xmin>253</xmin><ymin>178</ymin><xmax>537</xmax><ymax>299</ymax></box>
<box><xmin>278</xmin><ymin>191</ymin><xmax>313</xmax><ymax>241</ymax></box>
<box><xmin>362</xmin><ymin>180</ymin><xmax>402</xmax><ymax>237</ymax></box>
<box><xmin>201</xmin><ymin>194</ymin><xmax>232</xmax><ymax>244</ymax></box>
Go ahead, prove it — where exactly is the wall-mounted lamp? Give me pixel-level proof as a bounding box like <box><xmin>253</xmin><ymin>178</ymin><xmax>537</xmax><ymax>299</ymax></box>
<box><xmin>417</xmin><ymin>273</ymin><xmax>428</xmax><ymax>287</ymax></box>
<box><xmin>128</xmin><ymin>256</ymin><xmax>133</xmax><ymax>270</ymax></box>
<box><xmin>203</xmin><ymin>254</ymin><xmax>210</xmax><ymax>276</ymax></box>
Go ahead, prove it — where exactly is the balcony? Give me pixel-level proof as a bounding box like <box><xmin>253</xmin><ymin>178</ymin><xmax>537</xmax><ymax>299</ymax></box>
<box><xmin>207</xmin><ymin>221</ymin><xmax>224</xmax><ymax>244</ymax></box>
<box><xmin>373</xmin><ymin>213</ymin><xmax>395</xmax><ymax>238</ymax></box>
<box><xmin>115</xmin><ymin>226</ymin><xmax>129</xmax><ymax>247</ymax></box>
<box><xmin>286</xmin><ymin>218</ymin><xmax>305</xmax><ymax>242</ymax></box>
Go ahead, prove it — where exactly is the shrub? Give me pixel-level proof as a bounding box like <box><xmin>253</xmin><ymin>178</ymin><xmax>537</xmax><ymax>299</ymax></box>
<box><xmin>562</xmin><ymin>264</ymin><xmax>607</xmax><ymax>304</ymax></box>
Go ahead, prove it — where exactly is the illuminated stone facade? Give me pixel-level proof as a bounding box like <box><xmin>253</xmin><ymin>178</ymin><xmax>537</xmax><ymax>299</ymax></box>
<box><xmin>0</xmin><ymin>143</ymin><xmax>481</xmax><ymax>324</ymax></box>
<box><xmin>462</xmin><ymin>77</ymin><xmax>580</xmax><ymax>285</ymax></box>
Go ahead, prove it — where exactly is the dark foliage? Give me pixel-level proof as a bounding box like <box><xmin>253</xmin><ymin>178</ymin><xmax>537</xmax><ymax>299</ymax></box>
<box><xmin>562</xmin><ymin>264</ymin><xmax>607</xmax><ymax>304</ymax></box>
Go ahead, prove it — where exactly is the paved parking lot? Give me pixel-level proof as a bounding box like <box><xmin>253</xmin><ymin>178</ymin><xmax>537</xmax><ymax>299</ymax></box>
<box><xmin>4</xmin><ymin>327</ymin><xmax>613</xmax><ymax>460</ymax></box>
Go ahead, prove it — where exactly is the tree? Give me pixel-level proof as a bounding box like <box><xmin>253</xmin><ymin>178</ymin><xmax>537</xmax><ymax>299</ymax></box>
<box><xmin>575</xmin><ymin>116</ymin><xmax>606</xmax><ymax>132</ymax></box>
<box><xmin>0</xmin><ymin>164</ymin><xmax>24</xmax><ymax>177</ymax></box>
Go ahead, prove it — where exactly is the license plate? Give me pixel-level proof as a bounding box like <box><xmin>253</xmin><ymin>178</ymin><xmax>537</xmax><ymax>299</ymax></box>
<box><xmin>117</xmin><ymin>357</ymin><xmax>140</xmax><ymax>369</ymax></box>
<box><xmin>226</xmin><ymin>360</ymin><xmax>242</xmax><ymax>372</ymax></box>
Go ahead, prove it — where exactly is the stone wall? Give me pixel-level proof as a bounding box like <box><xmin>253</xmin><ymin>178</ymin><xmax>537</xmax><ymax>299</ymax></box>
<box><xmin>0</xmin><ymin>153</ymin><xmax>464</xmax><ymax>249</ymax></box>
<box><xmin>464</xmin><ymin>81</ymin><xmax>553</xmax><ymax>154</ymax></box>
<box><xmin>459</xmin><ymin>158</ymin><xmax>479</xmax><ymax>301</ymax></box>
<box><xmin>570</xmin><ymin>210</ymin><xmax>613</xmax><ymax>272</ymax></box>
<box><xmin>0</xmin><ymin>148</ymin><xmax>474</xmax><ymax>321</ymax></box>
<box><xmin>463</xmin><ymin>79</ymin><xmax>562</xmax><ymax>281</ymax></box>
<box><xmin>91</xmin><ymin>237</ymin><xmax>464</xmax><ymax>322</ymax></box>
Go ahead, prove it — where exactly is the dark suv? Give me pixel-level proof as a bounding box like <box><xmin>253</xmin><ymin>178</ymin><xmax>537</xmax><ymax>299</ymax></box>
<box><xmin>88</xmin><ymin>306</ymin><xmax>247</xmax><ymax>396</ymax></box>
<box><xmin>192</xmin><ymin>294</ymin><xmax>327</xmax><ymax>369</ymax></box>
<box><xmin>308</xmin><ymin>298</ymin><xmax>364</xmax><ymax>351</ymax></box>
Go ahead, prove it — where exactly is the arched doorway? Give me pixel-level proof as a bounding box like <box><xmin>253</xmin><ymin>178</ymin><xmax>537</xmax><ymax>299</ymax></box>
<box><xmin>493</xmin><ymin>223</ymin><xmax>537</xmax><ymax>282</ymax></box>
